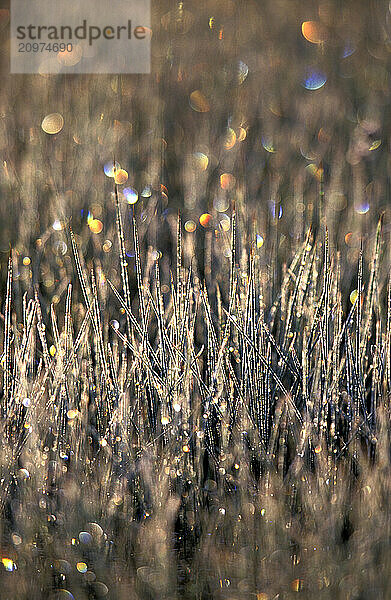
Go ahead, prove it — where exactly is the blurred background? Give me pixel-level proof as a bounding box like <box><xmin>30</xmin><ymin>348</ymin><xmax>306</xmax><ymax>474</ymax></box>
<box><xmin>0</xmin><ymin>0</ymin><xmax>391</xmax><ymax>313</ymax></box>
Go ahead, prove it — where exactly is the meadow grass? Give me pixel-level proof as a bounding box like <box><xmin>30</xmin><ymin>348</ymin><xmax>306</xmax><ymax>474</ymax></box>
<box><xmin>0</xmin><ymin>201</ymin><xmax>390</xmax><ymax>599</ymax></box>
<box><xmin>1</xmin><ymin>1</ymin><xmax>391</xmax><ymax>598</ymax></box>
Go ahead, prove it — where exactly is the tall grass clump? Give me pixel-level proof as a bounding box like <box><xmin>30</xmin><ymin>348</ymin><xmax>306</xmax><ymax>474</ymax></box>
<box><xmin>0</xmin><ymin>199</ymin><xmax>390</xmax><ymax>600</ymax></box>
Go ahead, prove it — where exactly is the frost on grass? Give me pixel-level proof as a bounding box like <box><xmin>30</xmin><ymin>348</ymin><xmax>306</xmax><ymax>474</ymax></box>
<box><xmin>0</xmin><ymin>209</ymin><xmax>390</xmax><ymax>600</ymax></box>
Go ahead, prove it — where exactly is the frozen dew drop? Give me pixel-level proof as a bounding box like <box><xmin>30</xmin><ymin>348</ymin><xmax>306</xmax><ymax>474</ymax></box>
<box><xmin>76</xmin><ymin>562</ymin><xmax>88</xmax><ymax>573</ymax></box>
<box><xmin>79</xmin><ymin>531</ymin><xmax>92</xmax><ymax>544</ymax></box>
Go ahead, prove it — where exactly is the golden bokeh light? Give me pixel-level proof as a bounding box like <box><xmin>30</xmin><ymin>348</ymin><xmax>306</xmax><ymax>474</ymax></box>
<box><xmin>41</xmin><ymin>113</ymin><xmax>64</xmax><ymax>134</ymax></box>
